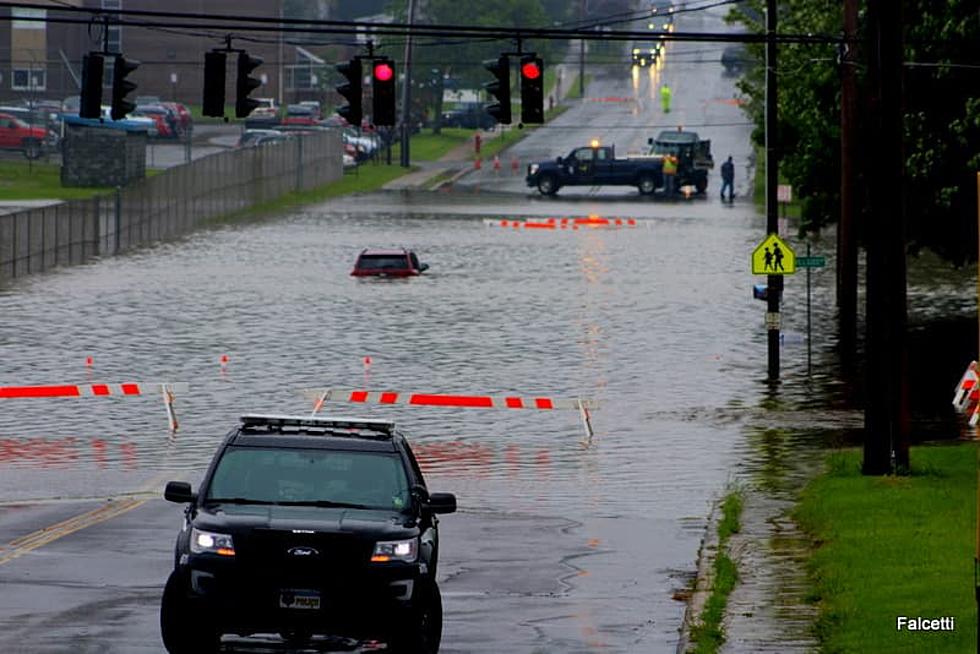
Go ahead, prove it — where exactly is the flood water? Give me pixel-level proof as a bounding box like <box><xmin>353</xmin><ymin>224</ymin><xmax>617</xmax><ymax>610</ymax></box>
<box><xmin>0</xmin><ymin>199</ymin><xmax>971</xmax><ymax>650</ymax></box>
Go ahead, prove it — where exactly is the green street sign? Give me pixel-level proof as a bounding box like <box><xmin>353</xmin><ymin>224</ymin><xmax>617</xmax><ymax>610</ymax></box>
<box><xmin>796</xmin><ymin>256</ymin><xmax>826</xmax><ymax>268</ymax></box>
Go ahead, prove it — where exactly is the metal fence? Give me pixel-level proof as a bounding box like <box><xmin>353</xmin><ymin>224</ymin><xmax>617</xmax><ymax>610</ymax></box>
<box><xmin>0</xmin><ymin>131</ymin><xmax>342</xmax><ymax>281</ymax></box>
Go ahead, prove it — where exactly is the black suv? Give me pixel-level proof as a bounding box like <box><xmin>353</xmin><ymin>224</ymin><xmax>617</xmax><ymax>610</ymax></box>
<box><xmin>160</xmin><ymin>414</ymin><xmax>456</xmax><ymax>653</ymax></box>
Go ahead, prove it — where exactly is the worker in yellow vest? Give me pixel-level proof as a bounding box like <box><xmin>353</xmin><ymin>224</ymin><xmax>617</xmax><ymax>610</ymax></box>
<box><xmin>662</xmin><ymin>154</ymin><xmax>678</xmax><ymax>197</ymax></box>
<box><xmin>660</xmin><ymin>84</ymin><xmax>672</xmax><ymax>113</ymax></box>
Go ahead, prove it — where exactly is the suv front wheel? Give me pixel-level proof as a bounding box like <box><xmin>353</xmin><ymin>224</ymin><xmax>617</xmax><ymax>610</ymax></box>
<box><xmin>160</xmin><ymin>571</ymin><xmax>220</xmax><ymax>654</ymax></box>
<box><xmin>389</xmin><ymin>581</ymin><xmax>443</xmax><ymax>653</ymax></box>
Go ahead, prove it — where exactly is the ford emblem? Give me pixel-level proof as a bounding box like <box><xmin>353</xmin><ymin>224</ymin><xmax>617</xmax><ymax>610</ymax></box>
<box><xmin>288</xmin><ymin>546</ymin><xmax>319</xmax><ymax>557</ymax></box>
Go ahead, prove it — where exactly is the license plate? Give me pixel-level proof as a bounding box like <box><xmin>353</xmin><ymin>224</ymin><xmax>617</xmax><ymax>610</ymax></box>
<box><xmin>279</xmin><ymin>590</ymin><xmax>320</xmax><ymax>610</ymax></box>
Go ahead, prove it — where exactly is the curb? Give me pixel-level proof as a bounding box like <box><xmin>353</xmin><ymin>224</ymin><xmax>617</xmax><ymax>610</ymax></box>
<box><xmin>676</xmin><ymin>500</ymin><xmax>722</xmax><ymax>654</ymax></box>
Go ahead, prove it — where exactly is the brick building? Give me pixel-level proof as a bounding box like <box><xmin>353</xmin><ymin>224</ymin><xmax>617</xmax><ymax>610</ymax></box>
<box><xmin>0</xmin><ymin>1</ymin><xmax>333</xmax><ymax>107</ymax></box>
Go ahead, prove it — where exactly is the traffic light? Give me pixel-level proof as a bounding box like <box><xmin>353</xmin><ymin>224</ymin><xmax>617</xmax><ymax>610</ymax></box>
<box><xmin>520</xmin><ymin>55</ymin><xmax>544</xmax><ymax>124</ymax></box>
<box><xmin>483</xmin><ymin>55</ymin><xmax>511</xmax><ymax>125</ymax></box>
<box><xmin>372</xmin><ymin>57</ymin><xmax>396</xmax><ymax>127</ymax></box>
<box><xmin>235</xmin><ymin>52</ymin><xmax>263</xmax><ymax>118</ymax></box>
<box><xmin>202</xmin><ymin>51</ymin><xmax>227</xmax><ymax>118</ymax></box>
<box><xmin>110</xmin><ymin>55</ymin><xmax>140</xmax><ymax>121</ymax></box>
<box><xmin>80</xmin><ymin>53</ymin><xmax>104</xmax><ymax>119</ymax></box>
<box><xmin>335</xmin><ymin>58</ymin><xmax>362</xmax><ymax>127</ymax></box>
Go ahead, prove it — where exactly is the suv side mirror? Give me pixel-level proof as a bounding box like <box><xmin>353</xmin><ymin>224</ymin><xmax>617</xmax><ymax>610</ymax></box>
<box><xmin>647</xmin><ymin>137</ymin><xmax>654</xmax><ymax>145</ymax></box>
<box><xmin>426</xmin><ymin>492</ymin><xmax>457</xmax><ymax>515</ymax></box>
<box><xmin>164</xmin><ymin>481</ymin><xmax>196</xmax><ymax>504</ymax></box>
<box><xmin>556</xmin><ymin>156</ymin><xmax>563</xmax><ymax>164</ymax></box>
<box><xmin>419</xmin><ymin>263</ymin><xmax>429</xmax><ymax>272</ymax></box>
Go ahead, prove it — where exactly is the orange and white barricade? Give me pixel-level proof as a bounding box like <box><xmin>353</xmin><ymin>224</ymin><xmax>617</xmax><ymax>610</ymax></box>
<box><xmin>0</xmin><ymin>382</ymin><xmax>188</xmax><ymax>432</ymax></box>
<box><xmin>952</xmin><ymin>361</ymin><xmax>980</xmax><ymax>426</ymax></box>
<box><xmin>303</xmin><ymin>387</ymin><xmax>598</xmax><ymax>439</ymax></box>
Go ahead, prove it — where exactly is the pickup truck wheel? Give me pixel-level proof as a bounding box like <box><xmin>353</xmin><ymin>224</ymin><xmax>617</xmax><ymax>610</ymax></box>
<box><xmin>695</xmin><ymin>177</ymin><xmax>708</xmax><ymax>194</ymax></box>
<box><xmin>537</xmin><ymin>175</ymin><xmax>559</xmax><ymax>196</ymax></box>
<box><xmin>637</xmin><ymin>175</ymin><xmax>656</xmax><ymax>195</ymax></box>
<box><xmin>22</xmin><ymin>139</ymin><xmax>42</xmax><ymax>160</ymax></box>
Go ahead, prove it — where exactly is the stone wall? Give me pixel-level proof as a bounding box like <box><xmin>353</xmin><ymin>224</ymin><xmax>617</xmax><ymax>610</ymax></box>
<box><xmin>60</xmin><ymin>126</ymin><xmax>147</xmax><ymax>188</ymax></box>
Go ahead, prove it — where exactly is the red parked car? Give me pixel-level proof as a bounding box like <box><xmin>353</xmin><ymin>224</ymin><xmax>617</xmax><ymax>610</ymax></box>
<box><xmin>163</xmin><ymin>102</ymin><xmax>193</xmax><ymax>133</ymax></box>
<box><xmin>351</xmin><ymin>249</ymin><xmax>429</xmax><ymax>277</ymax></box>
<box><xmin>0</xmin><ymin>112</ymin><xmax>50</xmax><ymax>159</ymax></box>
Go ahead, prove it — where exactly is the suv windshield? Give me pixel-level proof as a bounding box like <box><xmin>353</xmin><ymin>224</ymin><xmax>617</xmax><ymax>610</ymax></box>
<box><xmin>206</xmin><ymin>446</ymin><xmax>411</xmax><ymax>511</ymax></box>
<box><xmin>357</xmin><ymin>254</ymin><xmax>409</xmax><ymax>270</ymax></box>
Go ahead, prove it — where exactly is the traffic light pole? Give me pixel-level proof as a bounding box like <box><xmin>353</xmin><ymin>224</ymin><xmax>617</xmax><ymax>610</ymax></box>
<box><xmin>765</xmin><ymin>0</ymin><xmax>780</xmax><ymax>382</ymax></box>
<box><xmin>399</xmin><ymin>0</ymin><xmax>418</xmax><ymax>168</ymax></box>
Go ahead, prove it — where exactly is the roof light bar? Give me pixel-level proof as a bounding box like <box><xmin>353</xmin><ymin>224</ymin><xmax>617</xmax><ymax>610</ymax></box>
<box><xmin>239</xmin><ymin>414</ymin><xmax>395</xmax><ymax>435</ymax></box>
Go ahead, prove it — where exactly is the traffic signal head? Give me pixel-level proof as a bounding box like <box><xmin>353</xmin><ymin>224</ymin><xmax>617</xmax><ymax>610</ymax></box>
<box><xmin>202</xmin><ymin>51</ymin><xmax>227</xmax><ymax>118</ymax></box>
<box><xmin>235</xmin><ymin>52</ymin><xmax>264</xmax><ymax>118</ymax></box>
<box><xmin>80</xmin><ymin>53</ymin><xmax>104</xmax><ymax>119</ymax></box>
<box><xmin>335</xmin><ymin>58</ymin><xmax>363</xmax><ymax>127</ymax></box>
<box><xmin>483</xmin><ymin>55</ymin><xmax>511</xmax><ymax>125</ymax></box>
<box><xmin>520</xmin><ymin>55</ymin><xmax>544</xmax><ymax>124</ymax></box>
<box><xmin>372</xmin><ymin>58</ymin><xmax>396</xmax><ymax>127</ymax></box>
<box><xmin>110</xmin><ymin>55</ymin><xmax>139</xmax><ymax>121</ymax></box>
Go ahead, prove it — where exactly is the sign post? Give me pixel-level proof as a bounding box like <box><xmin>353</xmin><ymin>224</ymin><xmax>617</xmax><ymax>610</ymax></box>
<box><xmin>752</xmin><ymin>233</ymin><xmax>796</xmax><ymax>379</ymax></box>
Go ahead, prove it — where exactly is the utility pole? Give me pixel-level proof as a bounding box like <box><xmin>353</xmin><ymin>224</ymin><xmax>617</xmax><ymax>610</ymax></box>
<box><xmin>400</xmin><ymin>0</ymin><xmax>418</xmax><ymax>168</ymax></box>
<box><xmin>863</xmin><ymin>0</ymin><xmax>908</xmax><ymax>475</ymax></box>
<box><xmin>837</xmin><ymin>0</ymin><xmax>858</xmax><ymax>353</ymax></box>
<box><xmin>277</xmin><ymin>0</ymin><xmax>285</xmax><ymax>107</ymax></box>
<box><xmin>579</xmin><ymin>0</ymin><xmax>586</xmax><ymax>98</ymax></box>
<box><xmin>765</xmin><ymin>0</ymin><xmax>781</xmax><ymax>382</ymax></box>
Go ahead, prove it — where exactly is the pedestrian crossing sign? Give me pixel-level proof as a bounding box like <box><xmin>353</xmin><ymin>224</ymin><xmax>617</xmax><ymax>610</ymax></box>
<box><xmin>752</xmin><ymin>234</ymin><xmax>796</xmax><ymax>275</ymax></box>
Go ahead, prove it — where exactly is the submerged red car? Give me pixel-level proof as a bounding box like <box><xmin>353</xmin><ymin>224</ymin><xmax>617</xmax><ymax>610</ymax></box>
<box><xmin>351</xmin><ymin>249</ymin><xmax>429</xmax><ymax>277</ymax></box>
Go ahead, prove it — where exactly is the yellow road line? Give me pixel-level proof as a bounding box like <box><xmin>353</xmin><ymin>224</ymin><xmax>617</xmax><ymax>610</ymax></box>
<box><xmin>0</xmin><ymin>471</ymin><xmax>174</xmax><ymax>566</ymax></box>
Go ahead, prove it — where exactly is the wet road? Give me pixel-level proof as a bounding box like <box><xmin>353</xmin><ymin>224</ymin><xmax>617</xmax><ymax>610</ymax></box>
<box><xmin>0</xmin><ymin>5</ymin><xmax>852</xmax><ymax>653</ymax></box>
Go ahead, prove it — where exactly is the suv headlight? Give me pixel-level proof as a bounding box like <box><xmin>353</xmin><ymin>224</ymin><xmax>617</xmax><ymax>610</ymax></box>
<box><xmin>371</xmin><ymin>538</ymin><xmax>418</xmax><ymax>563</ymax></box>
<box><xmin>529</xmin><ymin>164</ymin><xmax>539</xmax><ymax>175</ymax></box>
<box><xmin>190</xmin><ymin>528</ymin><xmax>235</xmax><ymax>556</ymax></box>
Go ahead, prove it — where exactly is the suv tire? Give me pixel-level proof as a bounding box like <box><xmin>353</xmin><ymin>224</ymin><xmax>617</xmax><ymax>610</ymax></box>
<box><xmin>537</xmin><ymin>175</ymin><xmax>559</xmax><ymax>196</ymax></box>
<box><xmin>389</xmin><ymin>582</ymin><xmax>443</xmax><ymax>654</ymax></box>
<box><xmin>22</xmin><ymin>139</ymin><xmax>41</xmax><ymax>161</ymax></box>
<box><xmin>160</xmin><ymin>571</ymin><xmax>220</xmax><ymax>654</ymax></box>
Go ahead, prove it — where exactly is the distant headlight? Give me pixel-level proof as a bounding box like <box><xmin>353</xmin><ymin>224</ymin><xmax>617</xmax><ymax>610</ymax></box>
<box><xmin>529</xmin><ymin>163</ymin><xmax>540</xmax><ymax>175</ymax></box>
<box><xmin>371</xmin><ymin>538</ymin><xmax>418</xmax><ymax>563</ymax></box>
<box><xmin>190</xmin><ymin>528</ymin><xmax>235</xmax><ymax>556</ymax></box>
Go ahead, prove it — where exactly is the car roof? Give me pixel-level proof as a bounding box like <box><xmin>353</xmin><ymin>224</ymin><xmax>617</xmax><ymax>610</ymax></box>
<box><xmin>229</xmin><ymin>414</ymin><xmax>401</xmax><ymax>452</ymax></box>
<box><xmin>359</xmin><ymin>248</ymin><xmax>410</xmax><ymax>256</ymax></box>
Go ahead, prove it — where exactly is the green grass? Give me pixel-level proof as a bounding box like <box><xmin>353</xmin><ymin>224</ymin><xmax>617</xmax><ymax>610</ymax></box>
<box><xmin>795</xmin><ymin>445</ymin><xmax>976</xmax><ymax>653</ymax></box>
<box><xmin>689</xmin><ymin>489</ymin><xmax>744</xmax><ymax>653</ymax></box>
<box><xmin>566</xmin><ymin>74</ymin><xmax>593</xmax><ymax>100</ymax></box>
<box><xmin>185</xmin><ymin>103</ymin><xmax>241</xmax><ymax>124</ymax></box>
<box><xmin>391</xmin><ymin>128</ymin><xmax>475</xmax><ymax>161</ymax></box>
<box><xmin>0</xmin><ymin>161</ymin><xmax>111</xmax><ymax>200</ymax></box>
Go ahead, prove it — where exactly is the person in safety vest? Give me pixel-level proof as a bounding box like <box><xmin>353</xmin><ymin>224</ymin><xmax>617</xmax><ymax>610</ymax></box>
<box><xmin>660</xmin><ymin>84</ymin><xmax>672</xmax><ymax>113</ymax></box>
<box><xmin>662</xmin><ymin>153</ymin><xmax>678</xmax><ymax>197</ymax></box>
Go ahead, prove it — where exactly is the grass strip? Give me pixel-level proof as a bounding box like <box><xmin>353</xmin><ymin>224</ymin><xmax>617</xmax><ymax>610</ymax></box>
<box><xmin>224</xmin><ymin>163</ymin><xmax>413</xmax><ymax>221</ymax></box>
<box><xmin>689</xmin><ymin>488</ymin><xmax>744</xmax><ymax>653</ymax></box>
<box><xmin>794</xmin><ymin>445</ymin><xmax>975</xmax><ymax>653</ymax></box>
<box><xmin>0</xmin><ymin>161</ymin><xmax>111</xmax><ymax>201</ymax></box>
<box><xmin>391</xmin><ymin>128</ymin><xmax>476</xmax><ymax>162</ymax></box>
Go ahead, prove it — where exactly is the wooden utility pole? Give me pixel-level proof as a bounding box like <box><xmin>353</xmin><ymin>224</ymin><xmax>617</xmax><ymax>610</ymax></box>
<box><xmin>400</xmin><ymin>0</ymin><xmax>418</xmax><ymax>167</ymax></box>
<box><xmin>863</xmin><ymin>0</ymin><xmax>909</xmax><ymax>474</ymax></box>
<box><xmin>837</xmin><ymin>0</ymin><xmax>859</xmax><ymax>353</ymax></box>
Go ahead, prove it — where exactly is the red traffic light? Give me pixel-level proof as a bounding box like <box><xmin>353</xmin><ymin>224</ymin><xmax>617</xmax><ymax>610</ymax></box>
<box><xmin>521</xmin><ymin>61</ymin><xmax>541</xmax><ymax>80</ymax></box>
<box><xmin>374</xmin><ymin>63</ymin><xmax>394</xmax><ymax>82</ymax></box>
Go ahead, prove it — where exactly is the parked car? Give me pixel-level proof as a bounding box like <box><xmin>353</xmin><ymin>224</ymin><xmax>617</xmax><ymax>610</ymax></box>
<box><xmin>351</xmin><ymin>249</ymin><xmax>429</xmax><ymax>277</ymax></box>
<box><xmin>62</xmin><ymin>106</ymin><xmax>158</xmax><ymax>136</ymax></box>
<box><xmin>440</xmin><ymin>103</ymin><xmax>496</xmax><ymax>130</ymax></box>
<box><xmin>282</xmin><ymin>104</ymin><xmax>319</xmax><ymax>126</ymax></box>
<box><xmin>243</xmin><ymin>97</ymin><xmax>279</xmax><ymax>129</ymax></box>
<box><xmin>237</xmin><ymin>129</ymin><xmax>283</xmax><ymax>148</ymax></box>
<box><xmin>163</xmin><ymin>102</ymin><xmax>193</xmax><ymax>132</ymax></box>
<box><xmin>135</xmin><ymin>95</ymin><xmax>162</xmax><ymax>106</ymax></box>
<box><xmin>0</xmin><ymin>112</ymin><xmax>54</xmax><ymax>159</ymax></box>
<box><xmin>133</xmin><ymin>105</ymin><xmax>176</xmax><ymax>138</ymax></box>
<box><xmin>159</xmin><ymin>413</ymin><xmax>454</xmax><ymax>652</ymax></box>
<box><xmin>297</xmin><ymin>100</ymin><xmax>322</xmax><ymax>119</ymax></box>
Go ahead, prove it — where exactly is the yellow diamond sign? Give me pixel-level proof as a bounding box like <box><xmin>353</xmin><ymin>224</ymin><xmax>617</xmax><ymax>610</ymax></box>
<box><xmin>752</xmin><ymin>234</ymin><xmax>795</xmax><ymax>275</ymax></box>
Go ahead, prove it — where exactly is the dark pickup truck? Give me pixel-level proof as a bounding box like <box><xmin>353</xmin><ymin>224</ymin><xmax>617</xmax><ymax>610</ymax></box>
<box><xmin>525</xmin><ymin>144</ymin><xmax>666</xmax><ymax>196</ymax></box>
<box><xmin>647</xmin><ymin>128</ymin><xmax>714</xmax><ymax>193</ymax></box>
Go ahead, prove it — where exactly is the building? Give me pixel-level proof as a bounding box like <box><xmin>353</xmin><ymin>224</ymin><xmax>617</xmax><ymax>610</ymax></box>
<box><xmin>0</xmin><ymin>1</ymin><xmax>333</xmax><ymax>107</ymax></box>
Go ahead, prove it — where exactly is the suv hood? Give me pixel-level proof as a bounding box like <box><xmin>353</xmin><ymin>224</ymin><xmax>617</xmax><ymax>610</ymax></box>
<box><xmin>195</xmin><ymin>504</ymin><xmax>418</xmax><ymax>540</ymax></box>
